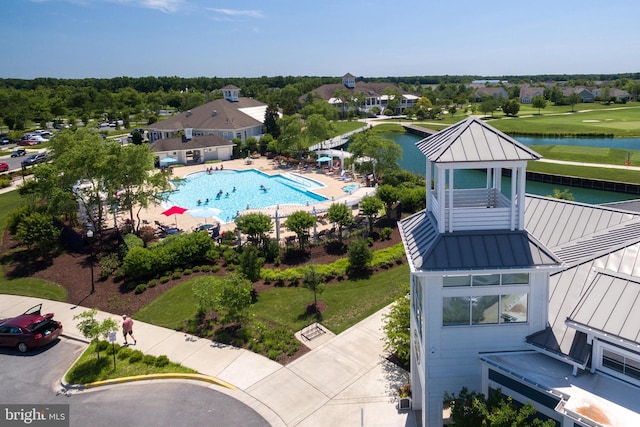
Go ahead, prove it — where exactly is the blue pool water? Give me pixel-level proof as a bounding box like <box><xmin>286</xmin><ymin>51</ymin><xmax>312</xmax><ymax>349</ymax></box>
<box><xmin>342</xmin><ymin>183</ymin><xmax>359</xmax><ymax>193</ymax></box>
<box><xmin>165</xmin><ymin>169</ymin><xmax>326</xmax><ymax>223</ymax></box>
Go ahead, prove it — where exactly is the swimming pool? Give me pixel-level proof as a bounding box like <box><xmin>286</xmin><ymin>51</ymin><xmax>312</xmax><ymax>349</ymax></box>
<box><xmin>164</xmin><ymin>169</ymin><xmax>327</xmax><ymax>223</ymax></box>
<box><xmin>342</xmin><ymin>183</ymin><xmax>359</xmax><ymax>193</ymax></box>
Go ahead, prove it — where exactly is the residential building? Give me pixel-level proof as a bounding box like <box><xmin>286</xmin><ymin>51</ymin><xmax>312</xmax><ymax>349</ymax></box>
<box><xmin>399</xmin><ymin>117</ymin><xmax>640</xmax><ymax>427</ymax></box>
<box><xmin>472</xmin><ymin>86</ymin><xmax>508</xmax><ymax>102</ymax></box>
<box><xmin>306</xmin><ymin>73</ymin><xmax>418</xmax><ymax>115</ymax></box>
<box><xmin>519</xmin><ymin>84</ymin><xmax>546</xmax><ymax>104</ymax></box>
<box><xmin>147</xmin><ymin>85</ymin><xmax>269</xmax><ymax>148</ymax></box>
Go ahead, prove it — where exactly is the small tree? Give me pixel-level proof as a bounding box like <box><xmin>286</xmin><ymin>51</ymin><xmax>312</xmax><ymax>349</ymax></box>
<box><xmin>375</xmin><ymin>185</ymin><xmax>400</xmax><ymax>219</ymax></box>
<box><xmin>326</xmin><ymin>203</ymin><xmax>354</xmax><ymax>244</ymax></box>
<box><xmin>549</xmin><ymin>188</ymin><xmax>574</xmax><ymax>201</ymax></box>
<box><xmin>73</xmin><ymin>309</ymin><xmax>118</xmax><ymax>360</ymax></box>
<box><xmin>359</xmin><ymin>195</ymin><xmax>384</xmax><ymax>234</ymax></box>
<box><xmin>382</xmin><ymin>286</ymin><xmax>410</xmax><ymax>368</ymax></box>
<box><xmin>303</xmin><ymin>265</ymin><xmax>325</xmax><ymax>312</ymax></box>
<box><xmin>284</xmin><ymin>210</ymin><xmax>315</xmax><ymax>250</ymax></box>
<box><xmin>192</xmin><ymin>273</ymin><xmax>253</xmax><ymax>326</ymax></box>
<box><xmin>15</xmin><ymin>212</ymin><xmax>61</xmax><ymax>258</ymax></box>
<box><xmin>235</xmin><ymin>212</ymin><xmax>273</xmax><ymax>248</ymax></box>
<box><xmin>347</xmin><ymin>238</ymin><xmax>373</xmax><ymax>274</ymax></box>
<box><xmin>239</xmin><ymin>245</ymin><xmax>264</xmax><ymax>282</ymax></box>
<box><xmin>532</xmin><ymin>96</ymin><xmax>547</xmax><ymax>115</ymax></box>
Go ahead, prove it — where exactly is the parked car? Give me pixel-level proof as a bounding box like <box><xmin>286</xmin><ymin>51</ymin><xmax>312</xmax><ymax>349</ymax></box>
<box><xmin>0</xmin><ymin>137</ymin><xmax>10</xmax><ymax>145</ymax></box>
<box><xmin>17</xmin><ymin>140</ymin><xmax>38</xmax><ymax>146</ymax></box>
<box><xmin>0</xmin><ymin>304</ymin><xmax>63</xmax><ymax>353</ymax></box>
<box><xmin>0</xmin><ymin>162</ymin><xmax>8</xmax><ymax>172</ymax></box>
<box><xmin>21</xmin><ymin>153</ymin><xmax>47</xmax><ymax>166</ymax></box>
<box><xmin>10</xmin><ymin>148</ymin><xmax>26</xmax><ymax>157</ymax></box>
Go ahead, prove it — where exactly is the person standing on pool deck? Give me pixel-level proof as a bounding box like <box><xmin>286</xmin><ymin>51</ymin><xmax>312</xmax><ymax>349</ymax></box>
<box><xmin>122</xmin><ymin>315</ymin><xmax>137</xmax><ymax>345</ymax></box>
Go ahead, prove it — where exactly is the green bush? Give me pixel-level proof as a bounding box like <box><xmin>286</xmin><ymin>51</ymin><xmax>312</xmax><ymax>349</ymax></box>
<box><xmin>134</xmin><ymin>284</ymin><xmax>147</xmax><ymax>294</ymax></box>
<box><xmin>117</xmin><ymin>347</ymin><xmax>133</xmax><ymax>360</ymax></box>
<box><xmin>348</xmin><ymin>239</ymin><xmax>373</xmax><ymax>273</ymax></box>
<box><xmin>147</xmin><ymin>279</ymin><xmax>158</xmax><ymax>288</ymax></box>
<box><xmin>183</xmin><ymin>268</ymin><xmax>192</xmax><ymax>275</ymax></box>
<box><xmin>96</xmin><ymin>340</ymin><xmax>109</xmax><ymax>352</ymax></box>
<box><xmin>171</xmin><ymin>271</ymin><xmax>182</xmax><ymax>280</ymax></box>
<box><xmin>155</xmin><ymin>355</ymin><xmax>170</xmax><ymax>367</ymax></box>
<box><xmin>98</xmin><ymin>253</ymin><xmax>121</xmax><ymax>279</ymax></box>
<box><xmin>128</xmin><ymin>350</ymin><xmax>144</xmax><ymax>363</ymax></box>
<box><xmin>159</xmin><ymin>275</ymin><xmax>170</xmax><ymax>284</ymax></box>
<box><xmin>380</xmin><ymin>227</ymin><xmax>393</xmax><ymax>240</ymax></box>
<box><xmin>106</xmin><ymin>343</ymin><xmax>121</xmax><ymax>355</ymax></box>
<box><xmin>122</xmin><ymin>233</ymin><xmax>144</xmax><ymax>253</ymax></box>
<box><xmin>142</xmin><ymin>354</ymin><xmax>156</xmax><ymax>365</ymax></box>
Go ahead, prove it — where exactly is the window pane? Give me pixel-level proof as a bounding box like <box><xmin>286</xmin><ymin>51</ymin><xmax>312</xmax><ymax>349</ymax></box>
<box><xmin>625</xmin><ymin>355</ymin><xmax>640</xmax><ymax>380</ymax></box>
<box><xmin>443</xmin><ymin>297</ymin><xmax>470</xmax><ymax>326</ymax></box>
<box><xmin>500</xmin><ymin>294</ymin><xmax>528</xmax><ymax>323</ymax></box>
<box><xmin>472</xmin><ymin>274</ymin><xmax>500</xmax><ymax>286</ymax></box>
<box><xmin>472</xmin><ymin>296</ymin><xmax>500</xmax><ymax>324</ymax></box>
<box><xmin>603</xmin><ymin>349</ymin><xmax>624</xmax><ymax>374</ymax></box>
<box><xmin>502</xmin><ymin>273</ymin><xmax>529</xmax><ymax>285</ymax></box>
<box><xmin>443</xmin><ymin>275</ymin><xmax>470</xmax><ymax>287</ymax></box>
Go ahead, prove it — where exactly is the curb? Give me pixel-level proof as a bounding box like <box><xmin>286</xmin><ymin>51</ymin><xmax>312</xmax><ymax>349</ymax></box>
<box><xmin>58</xmin><ymin>335</ymin><xmax>236</xmax><ymax>392</ymax></box>
<box><xmin>83</xmin><ymin>373</ymin><xmax>236</xmax><ymax>390</ymax></box>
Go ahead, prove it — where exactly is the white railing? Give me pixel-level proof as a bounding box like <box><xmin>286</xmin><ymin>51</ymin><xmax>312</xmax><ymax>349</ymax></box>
<box><xmin>430</xmin><ymin>188</ymin><xmax>518</xmax><ymax>231</ymax></box>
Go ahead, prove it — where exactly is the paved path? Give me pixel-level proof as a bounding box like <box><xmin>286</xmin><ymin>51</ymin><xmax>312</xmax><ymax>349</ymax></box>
<box><xmin>0</xmin><ymin>295</ymin><xmax>417</xmax><ymax>427</ymax></box>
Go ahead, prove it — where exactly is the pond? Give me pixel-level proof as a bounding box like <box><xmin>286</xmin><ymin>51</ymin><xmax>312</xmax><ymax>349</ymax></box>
<box><xmin>380</xmin><ymin>132</ymin><xmax>640</xmax><ymax>205</ymax></box>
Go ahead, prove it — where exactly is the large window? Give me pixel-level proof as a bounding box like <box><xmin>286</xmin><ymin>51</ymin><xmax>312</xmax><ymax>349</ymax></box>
<box><xmin>443</xmin><ymin>273</ymin><xmax>529</xmax><ymax>287</ymax></box>
<box><xmin>602</xmin><ymin>347</ymin><xmax>640</xmax><ymax>382</ymax></box>
<box><xmin>443</xmin><ymin>294</ymin><xmax>528</xmax><ymax>326</ymax></box>
<box><xmin>412</xmin><ymin>277</ymin><xmax>423</xmax><ymax>338</ymax></box>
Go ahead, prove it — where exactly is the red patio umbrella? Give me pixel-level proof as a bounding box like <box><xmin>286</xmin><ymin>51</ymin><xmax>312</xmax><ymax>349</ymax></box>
<box><xmin>161</xmin><ymin>205</ymin><xmax>188</xmax><ymax>228</ymax></box>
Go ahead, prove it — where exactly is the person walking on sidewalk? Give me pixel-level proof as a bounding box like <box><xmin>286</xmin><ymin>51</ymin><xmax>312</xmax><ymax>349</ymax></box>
<box><xmin>122</xmin><ymin>315</ymin><xmax>137</xmax><ymax>345</ymax></box>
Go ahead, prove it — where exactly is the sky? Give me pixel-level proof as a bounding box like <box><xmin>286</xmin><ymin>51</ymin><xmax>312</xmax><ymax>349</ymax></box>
<box><xmin>2</xmin><ymin>0</ymin><xmax>639</xmax><ymax>79</ymax></box>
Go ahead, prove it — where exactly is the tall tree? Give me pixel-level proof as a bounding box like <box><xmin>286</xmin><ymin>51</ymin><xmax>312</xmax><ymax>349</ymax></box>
<box><xmin>333</xmin><ymin>87</ymin><xmax>351</xmax><ymax>119</ymax></box>
<box><xmin>263</xmin><ymin>103</ymin><xmax>281</xmax><ymax>138</ymax></box>
<box><xmin>348</xmin><ymin>132</ymin><xmax>402</xmax><ymax>179</ymax></box>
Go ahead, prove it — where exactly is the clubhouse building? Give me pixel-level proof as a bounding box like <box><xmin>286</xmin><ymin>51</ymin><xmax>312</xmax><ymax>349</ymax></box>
<box><xmin>399</xmin><ymin>117</ymin><xmax>640</xmax><ymax>426</ymax></box>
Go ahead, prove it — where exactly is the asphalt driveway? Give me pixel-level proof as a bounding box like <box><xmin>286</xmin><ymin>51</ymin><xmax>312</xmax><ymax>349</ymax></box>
<box><xmin>0</xmin><ymin>337</ymin><xmax>269</xmax><ymax>427</ymax></box>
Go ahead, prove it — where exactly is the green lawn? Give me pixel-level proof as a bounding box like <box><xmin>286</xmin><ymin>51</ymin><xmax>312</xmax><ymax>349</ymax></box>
<box><xmin>135</xmin><ymin>264</ymin><xmax>409</xmax><ymax>334</ymax></box>
<box><xmin>489</xmin><ymin>105</ymin><xmax>640</xmax><ymax>137</ymax></box>
<box><xmin>0</xmin><ymin>191</ymin><xmax>67</xmax><ymax>300</ymax></box>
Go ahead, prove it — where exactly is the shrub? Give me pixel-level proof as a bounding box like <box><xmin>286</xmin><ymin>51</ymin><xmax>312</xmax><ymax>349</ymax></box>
<box><xmin>128</xmin><ymin>350</ymin><xmax>144</xmax><ymax>363</ymax></box>
<box><xmin>117</xmin><ymin>347</ymin><xmax>133</xmax><ymax>360</ymax></box>
<box><xmin>183</xmin><ymin>268</ymin><xmax>193</xmax><ymax>275</ymax></box>
<box><xmin>122</xmin><ymin>233</ymin><xmax>144</xmax><ymax>253</ymax></box>
<box><xmin>134</xmin><ymin>284</ymin><xmax>146</xmax><ymax>294</ymax></box>
<box><xmin>211</xmin><ymin>265</ymin><xmax>220</xmax><ymax>273</ymax></box>
<box><xmin>155</xmin><ymin>355</ymin><xmax>170</xmax><ymax>367</ymax></box>
<box><xmin>142</xmin><ymin>354</ymin><xmax>156</xmax><ymax>365</ymax></box>
<box><xmin>147</xmin><ymin>278</ymin><xmax>158</xmax><ymax>288</ymax></box>
<box><xmin>348</xmin><ymin>239</ymin><xmax>373</xmax><ymax>273</ymax></box>
<box><xmin>96</xmin><ymin>340</ymin><xmax>109</xmax><ymax>352</ymax></box>
<box><xmin>159</xmin><ymin>275</ymin><xmax>171</xmax><ymax>284</ymax></box>
<box><xmin>263</xmin><ymin>239</ymin><xmax>281</xmax><ymax>263</ymax></box>
<box><xmin>98</xmin><ymin>253</ymin><xmax>121</xmax><ymax>279</ymax></box>
<box><xmin>380</xmin><ymin>227</ymin><xmax>393</xmax><ymax>240</ymax></box>
<box><xmin>171</xmin><ymin>271</ymin><xmax>182</xmax><ymax>280</ymax></box>
<box><xmin>192</xmin><ymin>265</ymin><xmax>201</xmax><ymax>272</ymax></box>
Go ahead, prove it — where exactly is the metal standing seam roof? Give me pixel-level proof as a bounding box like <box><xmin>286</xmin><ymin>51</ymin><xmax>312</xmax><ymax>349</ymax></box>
<box><xmin>415</xmin><ymin>116</ymin><xmax>542</xmax><ymax>163</ymax></box>
<box><xmin>567</xmin><ymin>270</ymin><xmax>640</xmax><ymax>343</ymax></box>
<box><xmin>398</xmin><ymin>210</ymin><xmax>562</xmax><ymax>272</ymax></box>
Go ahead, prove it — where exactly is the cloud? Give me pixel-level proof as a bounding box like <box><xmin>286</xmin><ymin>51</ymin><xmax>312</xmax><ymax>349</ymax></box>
<box><xmin>207</xmin><ymin>8</ymin><xmax>263</xmax><ymax>19</ymax></box>
<box><xmin>101</xmin><ymin>0</ymin><xmax>187</xmax><ymax>14</ymax></box>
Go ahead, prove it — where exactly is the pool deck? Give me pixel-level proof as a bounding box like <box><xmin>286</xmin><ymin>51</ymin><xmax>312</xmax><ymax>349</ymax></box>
<box><xmin>138</xmin><ymin>157</ymin><xmax>375</xmax><ymax>235</ymax></box>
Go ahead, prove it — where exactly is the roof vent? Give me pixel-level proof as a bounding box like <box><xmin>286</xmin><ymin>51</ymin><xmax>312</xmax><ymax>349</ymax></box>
<box><xmin>212</xmin><ymin>110</ymin><xmax>217</xmax><ymax>117</ymax></box>
<box><xmin>186</xmin><ymin>110</ymin><xmax>192</xmax><ymax>117</ymax></box>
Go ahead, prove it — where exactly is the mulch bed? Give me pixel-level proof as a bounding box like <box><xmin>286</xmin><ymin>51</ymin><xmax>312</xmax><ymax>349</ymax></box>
<box><xmin>1</xmin><ymin>220</ymin><xmax>403</xmax><ymax>364</ymax></box>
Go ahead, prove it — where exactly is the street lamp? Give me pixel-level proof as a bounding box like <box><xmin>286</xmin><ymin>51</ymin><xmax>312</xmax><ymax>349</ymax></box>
<box><xmin>86</xmin><ymin>229</ymin><xmax>95</xmax><ymax>294</ymax></box>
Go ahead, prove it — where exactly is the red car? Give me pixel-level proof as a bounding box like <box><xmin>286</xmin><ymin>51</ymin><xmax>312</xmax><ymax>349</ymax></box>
<box><xmin>0</xmin><ymin>304</ymin><xmax>63</xmax><ymax>353</ymax></box>
<box><xmin>0</xmin><ymin>162</ymin><xmax>8</xmax><ymax>173</ymax></box>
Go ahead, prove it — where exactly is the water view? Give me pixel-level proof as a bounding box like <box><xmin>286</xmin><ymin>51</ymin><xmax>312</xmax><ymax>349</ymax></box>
<box><xmin>379</xmin><ymin>132</ymin><xmax>640</xmax><ymax>205</ymax></box>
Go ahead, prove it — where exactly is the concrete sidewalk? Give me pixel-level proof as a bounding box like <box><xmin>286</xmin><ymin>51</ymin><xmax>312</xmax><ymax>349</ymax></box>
<box><xmin>0</xmin><ymin>295</ymin><xmax>417</xmax><ymax>427</ymax></box>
